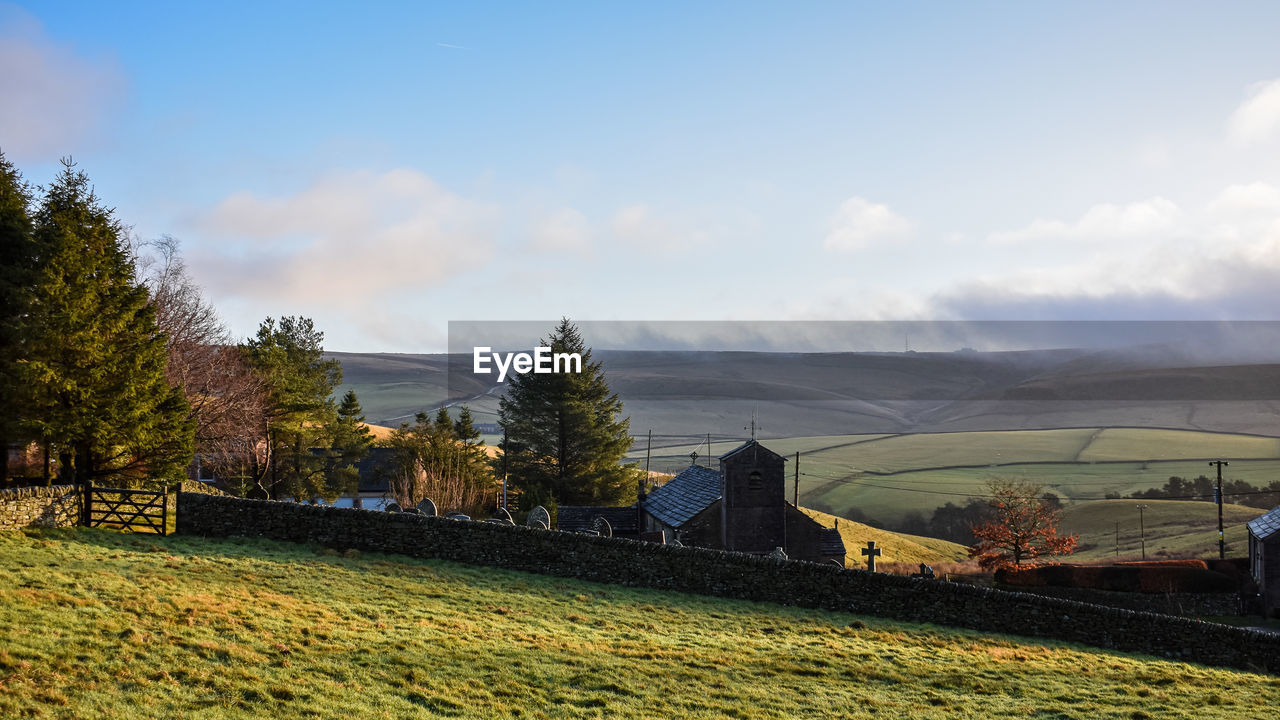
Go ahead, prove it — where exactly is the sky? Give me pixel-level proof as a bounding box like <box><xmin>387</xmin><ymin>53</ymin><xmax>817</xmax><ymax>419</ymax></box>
<box><xmin>5</xmin><ymin>1</ymin><xmax>1280</xmax><ymax>352</ymax></box>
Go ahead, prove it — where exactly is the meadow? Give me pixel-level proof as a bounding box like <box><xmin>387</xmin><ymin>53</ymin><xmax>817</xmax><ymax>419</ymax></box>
<box><xmin>2</xmin><ymin>527</ymin><xmax>1278</xmax><ymax>719</ymax></box>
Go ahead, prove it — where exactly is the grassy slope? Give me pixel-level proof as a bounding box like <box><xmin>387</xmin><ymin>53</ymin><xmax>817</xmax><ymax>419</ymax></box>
<box><xmin>798</xmin><ymin>508</ymin><xmax>970</xmax><ymax>567</ymax></box>
<box><xmin>2</xmin><ymin>529</ymin><xmax>1277</xmax><ymax>720</ymax></box>
<box><xmin>1061</xmin><ymin>500</ymin><xmax>1267</xmax><ymax>561</ymax></box>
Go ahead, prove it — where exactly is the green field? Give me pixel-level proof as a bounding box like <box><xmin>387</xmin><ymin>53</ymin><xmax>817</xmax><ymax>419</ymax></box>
<box><xmin>1062</xmin><ymin>500</ymin><xmax>1266</xmax><ymax>561</ymax></box>
<box><xmin>798</xmin><ymin>507</ymin><xmax>970</xmax><ymax>568</ymax></box>
<box><xmin>3</xmin><ymin>528</ymin><xmax>1278</xmax><ymax>719</ymax></box>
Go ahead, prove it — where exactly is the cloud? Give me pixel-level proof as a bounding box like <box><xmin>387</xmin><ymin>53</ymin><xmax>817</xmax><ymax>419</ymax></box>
<box><xmin>1227</xmin><ymin>78</ymin><xmax>1280</xmax><ymax>146</ymax></box>
<box><xmin>823</xmin><ymin>196</ymin><xmax>912</xmax><ymax>252</ymax></box>
<box><xmin>0</xmin><ymin>6</ymin><xmax>126</xmax><ymax>162</ymax></box>
<box><xmin>987</xmin><ymin>197</ymin><xmax>1180</xmax><ymax>246</ymax></box>
<box><xmin>529</xmin><ymin>207</ymin><xmax>592</xmax><ymax>256</ymax></box>
<box><xmin>189</xmin><ymin>168</ymin><xmax>499</xmax><ymax>309</ymax></box>
<box><xmin>610</xmin><ymin>203</ymin><xmax>710</xmax><ymax>254</ymax></box>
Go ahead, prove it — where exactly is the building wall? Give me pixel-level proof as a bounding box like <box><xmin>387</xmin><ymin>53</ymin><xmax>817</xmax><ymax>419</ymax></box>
<box><xmin>0</xmin><ymin>485</ymin><xmax>81</xmax><ymax>531</ymax></box>
<box><xmin>721</xmin><ymin>444</ymin><xmax>786</xmax><ymax>553</ymax></box>
<box><xmin>176</xmin><ymin>492</ymin><xmax>1280</xmax><ymax>673</ymax></box>
<box><xmin>1265</xmin><ymin>537</ymin><xmax>1280</xmax><ymax>618</ymax></box>
<box><xmin>783</xmin><ymin>505</ymin><xmax>843</xmax><ymax>564</ymax></box>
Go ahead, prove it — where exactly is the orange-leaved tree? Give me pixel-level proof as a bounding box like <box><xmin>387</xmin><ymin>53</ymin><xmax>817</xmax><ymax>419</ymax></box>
<box><xmin>968</xmin><ymin>478</ymin><xmax>1078</xmax><ymax>570</ymax></box>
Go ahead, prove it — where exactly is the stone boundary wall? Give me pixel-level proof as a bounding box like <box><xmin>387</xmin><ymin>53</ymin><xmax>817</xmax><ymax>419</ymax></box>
<box><xmin>0</xmin><ymin>485</ymin><xmax>81</xmax><ymax>531</ymax></box>
<box><xmin>994</xmin><ymin>584</ymin><xmax>1237</xmax><ymax>618</ymax></box>
<box><xmin>176</xmin><ymin>493</ymin><xmax>1280</xmax><ymax>674</ymax></box>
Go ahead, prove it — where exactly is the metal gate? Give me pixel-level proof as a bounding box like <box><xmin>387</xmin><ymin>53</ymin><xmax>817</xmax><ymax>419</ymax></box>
<box><xmin>85</xmin><ymin>486</ymin><xmax>169</xmax><ymax>535</ymax></box>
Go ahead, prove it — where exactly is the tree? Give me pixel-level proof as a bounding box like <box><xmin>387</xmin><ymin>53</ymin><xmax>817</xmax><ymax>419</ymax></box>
<box><xmin>498</xmin><ymin>318</ymin><xmax>639</xmax><ymax>507</ymax></box>
<box><xmin>326</xmin><ymin>389</ymin><xmax>375</xmax><ymax>499</ymax></box>
<box><xmin>18</xmin><ymin>159</ymin><xmax>193</xmax><ymax>486</ymax></box>
<box><xmin>385</xmin><ymin>407</ymin><xmax>494</xmax><ymax>515</ymax></box>
<box><xmin>137</xmin><ymin>237</ymin><xmax>269</xmax><ymax>484</ymax></box>
<box><xmin>969</xmin><ymin>478</ymin><xmax>1078</xmax><ymax>570</ymax></box>
<box><xmin>0</xmin><ymin>151</ymin><xmax>35</xmax><ymax>484</ymax></box>
<box><xmin>242</xmin><ymin>316</ymin><xmax>342</xmax><ymax>500</ymax></box>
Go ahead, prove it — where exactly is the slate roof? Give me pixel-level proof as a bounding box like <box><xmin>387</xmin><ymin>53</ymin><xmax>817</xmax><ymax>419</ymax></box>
<box><xmin>818</xmin><ymin>527</ymin><xmax>846</xmax><ymax>558</ymax></box>
<box><xmin>557</xmin><ymin>506</ymin><xmax>640</xmax><ymax>535</ymax></box>
<box><xmin>641</xmin><ymin>464</ymin><xmax>722</xmax><ymax>528</ymax></box>
<box><xmin>1248</xmin><ymin>505</ymin><xmax>1280</xmax><ymax>541</ymax></box>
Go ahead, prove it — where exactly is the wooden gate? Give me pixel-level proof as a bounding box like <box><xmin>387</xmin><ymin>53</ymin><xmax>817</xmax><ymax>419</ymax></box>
<box><xmin>85</xmin><ymin>486</ymin><xmax>168</xmax><ymax>535</ymax></box>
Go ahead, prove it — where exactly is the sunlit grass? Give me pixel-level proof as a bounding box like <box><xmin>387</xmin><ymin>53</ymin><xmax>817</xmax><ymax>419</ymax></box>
<box><xmin>1</xmin><ymin>528</ymin><xmax>1277</xmax><ymax>719</ymax></box>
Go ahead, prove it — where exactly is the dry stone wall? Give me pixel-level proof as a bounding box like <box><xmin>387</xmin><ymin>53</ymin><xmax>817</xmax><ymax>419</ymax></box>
<box><xmin>0</xmin><ymin>485</ymin><xmax>81</xmax><ymax>530</ymax></box>
<box><xmin>176</xmin><ymin>492</ymin><xmax>1280</xmax><ymax>674</ymax></box>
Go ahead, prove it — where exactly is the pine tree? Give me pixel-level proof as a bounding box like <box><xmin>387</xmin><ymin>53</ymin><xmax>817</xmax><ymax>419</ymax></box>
<box><xmin>242</xmin><ymin>315</ymin><xmax>343</xmax><ymax>500</ymax></box>
<box><xmin>19</xmin><ymin>159</ymin><xmax>193</xmax><ymax>487</ymax></box>
<box><xmin>326</xmin><ymin>389</ymin><xmax>374</xmax><ymax>499</ymax></box>
<box><xmin>498</xmin><ymin>318</ymin><xmax>639</xmax><ymax>507</ymax></box>
<box><xmin>0</xmin><ymin>151</ymin><xmax>35</xmax><ymax>484</ymax></box>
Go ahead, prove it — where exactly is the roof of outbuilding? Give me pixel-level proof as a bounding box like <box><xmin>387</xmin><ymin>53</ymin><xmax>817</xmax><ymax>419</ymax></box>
<box><xmin>818</xmin><ymin>527</ymin><xmax>846</xmax><ymax>558</ymax></box>
<box><xmin>641</xmin><ymin>464</ymin><xmax>722</xmax><ymax>528</ymax></box>
<box><xmin>557</xmin><ymin>506</ymin><xmax>640</xmax><ymax>535</ymax></box>
<box><xmin>1247</xmin><ymin>505</ymin><xmax>1280</xmax><ymax>541</ymax></box>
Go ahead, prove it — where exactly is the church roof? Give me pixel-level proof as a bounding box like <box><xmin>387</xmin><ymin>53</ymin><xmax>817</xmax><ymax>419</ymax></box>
<box><xmin>641</xmin><ymin>464</ymin><xmax>722</xmax><ymax>528</ymax></box>
<box><xmin>718</xmin><ymin>439</ymin><xmax>784</xmax><ymax>463</ymax></box>
<box><xmin>818</xmin><ymin>527</ymin><xmax>846</xmax><ymax>558</ymax></box>
<box><xmin>1248</xmin><ymin>505</ymin><xmax>1280</xmax><ymax>541</ymax></box>
<box><xmin>557</xmin><ymin>506</ymin><xmax>640</xmax><ymax>535</ymax></box>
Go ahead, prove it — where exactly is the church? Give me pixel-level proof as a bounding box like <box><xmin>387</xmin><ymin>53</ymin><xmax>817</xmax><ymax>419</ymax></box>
<box><xmin>558</xmin><ymin>440</ymin><xmax>846</xmax><ymax>566</ymax></box>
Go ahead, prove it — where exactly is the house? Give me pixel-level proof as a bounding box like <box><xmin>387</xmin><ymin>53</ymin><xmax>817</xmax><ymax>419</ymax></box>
<box><xmin>559</xmin><ymin>440</ymin><xmax>846</xmax><ymax>565</ymax></box>
<box><xmin>1247</xmin><ymin>505</ymin><xmax>1280</xmax><ymax>617</ymax></box>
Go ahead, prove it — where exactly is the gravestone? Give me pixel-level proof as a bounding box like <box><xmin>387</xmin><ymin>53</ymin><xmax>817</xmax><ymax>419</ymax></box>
<box><xmin>527</xmin><ymin>505</ymin><xmax>551</xmax><ymax>529</ymax></box>
<box><xmin>416</xmin><ymin>498</ymin><xmax>437</xmax><ymax>517</ymax></box>
<box><xmin>493</xmin><ymin>506</ymin><xmax>514</xmax><ymax>524</ymax></box>
<box><xmin>385</xmin><ymin>503</ymin><xmax>402</xmax><ymax>513</ymax></box>
<box><xmin>446</xmin><ymin>513</ymin><xmax>471</xmax><ymax>521</ymax></box>
<box><xmin>530</xmin><ymin>518</ymin><xmax>549</xmax><ymax>530</ymax></box>
<box><xmin>769</xmin><ymin>546</ymin><xmax>789</xmax><ymax>561</ymax></box>
<box><xmin>861</xmin><ymin>540</ymin><xmax>882</xmax><ymax>572</ymax></box>
<box><xmin>591</xmin><ymin>515</ymin><xmax>612</xmax><ymax>538</ymax></box>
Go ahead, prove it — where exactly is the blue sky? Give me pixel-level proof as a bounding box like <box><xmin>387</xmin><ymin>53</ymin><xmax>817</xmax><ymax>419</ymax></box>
<box><xmin>5</xmin><ymin>1</ymin><xmax>1280</xmax><ymax>351</ymax></box>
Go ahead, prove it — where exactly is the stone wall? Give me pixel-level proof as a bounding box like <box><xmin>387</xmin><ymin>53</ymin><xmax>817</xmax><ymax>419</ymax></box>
<box><xmin>0</xmin><ymin>485</ymin><xmax>81</xmax><ymax>531</ymax></box>
<box><xmin>176</xmin><ymin>493</ymin><xmax>1280</xmax><ymax>674</ymax></box>
<box><xmin>993</xmin><ymin>583</ymin><xmax>1237</xmax><ymax>618</ymax></box>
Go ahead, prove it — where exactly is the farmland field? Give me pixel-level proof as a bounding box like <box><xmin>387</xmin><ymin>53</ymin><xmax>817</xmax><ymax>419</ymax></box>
<box><xmin>2</xmin><ymin>528</ymin><xmax>1277</xmax><ymax>719</ymax></box>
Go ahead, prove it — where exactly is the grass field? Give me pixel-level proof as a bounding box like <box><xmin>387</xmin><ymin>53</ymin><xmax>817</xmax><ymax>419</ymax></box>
<box><xmin>3</xmin><ymin>528</ymin><xmax>1278</xmax><ymax>719</ymax></box>
<box><xmin>798</xmin><ymin>507</ymin><xmax>969</xmax><ymax>568</ymax></box>
<box><xmin>1061</xmin><ymin>500</ymin><xmax>1266</xmax><ymax>561</ymax></box>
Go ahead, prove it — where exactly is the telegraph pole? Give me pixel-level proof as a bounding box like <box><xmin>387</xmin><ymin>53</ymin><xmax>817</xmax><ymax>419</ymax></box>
<box><xmin>1210</xmin><ymin>460</ymin><xmax>1228</xmax><ymax>560</ymax></box>
<box><xmin>1136</xmin><ymin>504</ymin><xmax>1149</xmax><ymax>559</ymax></box>
<box><xmin>793</xmin><ymin>451</ymin><xmax>800</xmax><ymax>506</ymax></box>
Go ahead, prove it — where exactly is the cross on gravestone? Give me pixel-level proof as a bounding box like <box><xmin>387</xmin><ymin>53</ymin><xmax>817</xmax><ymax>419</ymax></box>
<box><xmin>861</xmin><ymin>540</ymin><xmax>882</xmax><ymax>572</ymax></box>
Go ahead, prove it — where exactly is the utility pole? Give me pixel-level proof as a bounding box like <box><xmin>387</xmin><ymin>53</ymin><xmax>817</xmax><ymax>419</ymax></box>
<box><xmin>1210</xmin><ymin>460</ymin><xmax>1228</xmax><ymax>560</ymax></box>
<box><xmin>1114</xmin><ymin>521</ymin><xmax>1119</xmax><ymax>558</ymax></box>
<box><xmin>1136</xmin><ymin>504</ymin><xmax>1149</xmax><ymax>559</ymax></box>
<box><xmin>793</xmin><ymin>451</ymin><xmax>800</xmax><ymax>506</ymax></box>
<box><xmin>705</xmin><ymin>433</ymin><xmax>712</xmax><ymax>469</ymax></box>
<box><xmin>501</xmin><ymin>427</ymin><xmax>509</xmax><ymax>511</ymax></box>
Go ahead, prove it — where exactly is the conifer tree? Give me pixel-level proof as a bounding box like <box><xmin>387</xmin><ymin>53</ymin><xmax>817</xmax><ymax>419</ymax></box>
<box><xmin>0</xmin><ymin>151</ymin><xmax>35</xmax><ymax>484</ymax></box>
<box><xmin>20</xmin><ymin>159</ymin><xmax>193</xmax><ymax>486</ymax></box>
<box><xmin>326</xmin><ymin>389</ymin><xmax>374</xmax><ymax>498</ymax></box>
<box><xmin>498</xmin><ymin>318</ymin><xmax>639</xmax><ymax>507</ymax></box>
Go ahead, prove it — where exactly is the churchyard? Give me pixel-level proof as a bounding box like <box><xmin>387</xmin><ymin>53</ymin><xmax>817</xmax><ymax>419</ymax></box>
<box><xmin>3</xmin><ymin>527</ymin><xmax>1278</xmax><ymax>719</ymax></box>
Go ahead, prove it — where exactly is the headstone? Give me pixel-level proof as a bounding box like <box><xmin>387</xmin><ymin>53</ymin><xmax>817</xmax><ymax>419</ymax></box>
<box><xmin>403</xmin><ymin>507</ymin><xmax>421</xmax><ymax>515</ymax></box>
<box><xmin>527</xmin><ymin>505</ymin><xmax>551</xmax><ymax>529</ymax></box>
<box><xmin>446</xmin><ymin>513</ymin><xmax>471</xmax><ymax>521</ymax></box>
<box><xmin>591</xmin><ymin>515</ymin><xmax>612</xmax><ymax>538</ymax></box>
<box><xmin>531</xmin><ymin>519</ymin><xmax>549</xmax><ymax>530</ymax></box>
<box><xmin>769</xmin><ymin>547</ymin><xmax>789</xmax><ymax>561</ymax></box>
<box><xmin>861</xmin><ymin>540</ymin><xmax>882</xmax><ymax>572</ymax></box>
<box><xmin>416</xmin><ymin>498</ymin><xmax>438</xmax><ymax>517</ymax></box>
<box><xmin>385</xmin><ymin>503</ymin><xmax>402</xmax><ymax>513</ymax></box>
<box><xmin>493</xmin><ymin>506</ymin><xmax>514</xmax><ymax>524</ymax></box>
<box><xmin>668</xmin><ymin>537</ymin><xmax>683</xmax><ymax>547</ymax></box>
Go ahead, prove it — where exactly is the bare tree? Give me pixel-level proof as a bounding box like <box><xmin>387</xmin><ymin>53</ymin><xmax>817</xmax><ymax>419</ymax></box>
<box><xmin>137</xmin><ymin>237</ymin><xmax>269</xmax><ymax>488</ymax></box>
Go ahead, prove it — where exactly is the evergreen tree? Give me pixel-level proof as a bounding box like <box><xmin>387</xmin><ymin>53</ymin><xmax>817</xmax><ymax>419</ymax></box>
<box><xmin>242</xmin><ymin>316</ymin><xmax>343</xmax><ymax>499</ymax></box>
<box><xmin>0</xmin><ymin>151</ymin><xmax>35</xmax><ymax>484</ymax></box>
<box><xmin>19</xmin><ymin>159</ymin><xmax>193</xmax><ymax>486</ymax></box>
<box><xmin>326</xmin><ymin>389</ymin><xmax>374</xmax><ymax>498</ymax></box>
<box><xmin>498</xmin><ymin>318</ymin><xmax>639</xmax><ymax>507</ymax></box>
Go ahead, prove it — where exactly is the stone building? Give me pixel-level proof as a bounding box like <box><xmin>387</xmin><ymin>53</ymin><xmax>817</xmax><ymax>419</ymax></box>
<box><xmin>559</xmin><ymin>440</ymin><xmax>845</xmax><ymax>565</ymax></box>
<box><xmin>1247</xmin><ymin>505</ymin><xmax>1280</xmax><ymax>617</ymax></box>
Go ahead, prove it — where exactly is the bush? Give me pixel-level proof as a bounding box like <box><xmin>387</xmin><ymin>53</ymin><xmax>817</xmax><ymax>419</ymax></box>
<box><xmin>996</xmin><ymin>563</ymin><xmax>1235</xmax><ymax>594</ymax></box>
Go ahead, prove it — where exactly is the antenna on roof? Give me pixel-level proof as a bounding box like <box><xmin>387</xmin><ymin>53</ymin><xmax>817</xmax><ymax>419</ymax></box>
<box><xmin>744</xmin><ymin>406</ymin><xmax>758</xmax><ymax>442</ymax></box>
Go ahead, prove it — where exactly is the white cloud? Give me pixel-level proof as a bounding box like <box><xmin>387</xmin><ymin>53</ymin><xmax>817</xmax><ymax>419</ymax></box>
<box><xmin>1209</xmin><ymin>182</ymin><xmax>1280</xmax><ymax>214</ymax></box>
<box><xmin>987</xmin><ymin>197</ymin><xmax>1180</xmax><ymax>246</ymax></box>
<box><xmin>1227</xmin><ymin>78</ymin><xmax>1280</xmax><ymax>146</ymax></box>
<box><xmin>823</xmin><ymin>196</ymin><xmax>912</xmax><ymax>252</ymax></box>
<box><xmin>529</xmin><ymin>207</ymin><xmax>592</xmax><ymax>256</ymax></box>
<box><xmin>610</xmin><ymin>203</ymin><xmax>710</xmax><ymax>254</ymax></box>
<box><xmin>189</xmin><ymin>168</ymin><xmax>499</xmax><ymax>309</ymax></box>
<box><xmin>0</xmin><ymin>7</ymin><xmax>125</xmax><ymax>162</ymax></box>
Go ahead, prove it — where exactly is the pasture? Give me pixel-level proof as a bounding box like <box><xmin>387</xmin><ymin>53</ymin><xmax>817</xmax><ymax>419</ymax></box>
<box><xmin>2</xmin><ymin>528</ymin><xmax>1277</xmax><ymax>719</ymax></box>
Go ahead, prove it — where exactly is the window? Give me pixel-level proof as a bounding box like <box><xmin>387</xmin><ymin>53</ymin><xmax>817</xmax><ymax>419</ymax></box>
<box><xmin>748</xmin><ymin>470</ymin><xmax>763</xmax><ymax>491</ymax></box>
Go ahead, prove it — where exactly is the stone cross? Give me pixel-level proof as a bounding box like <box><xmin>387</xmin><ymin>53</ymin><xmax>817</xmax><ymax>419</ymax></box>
<box><xmin>861</xmin><ymin>540</ymin><xmax>882</xmax><ymax>572</ymax></box>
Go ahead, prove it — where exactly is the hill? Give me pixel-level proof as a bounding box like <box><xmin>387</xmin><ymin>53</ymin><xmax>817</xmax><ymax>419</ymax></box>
<box><xmin>1061</xmin><ymin>500</ymin><xmax>1267</xmax><ymax>561</ymax></box>
<box><xmin>798</xmin><ymin>507</ymin><xmax>970</xmax><ymax>567</ymax></box>
<box><xmin>2</xmin><ymin>528</ymin><xmax>1275</xmax><ymax>718</ymax></box>
<box><xmin>329</xmin><ymin>349</ymin><xmax>1280</xmax><ymax>438</ymax></box>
